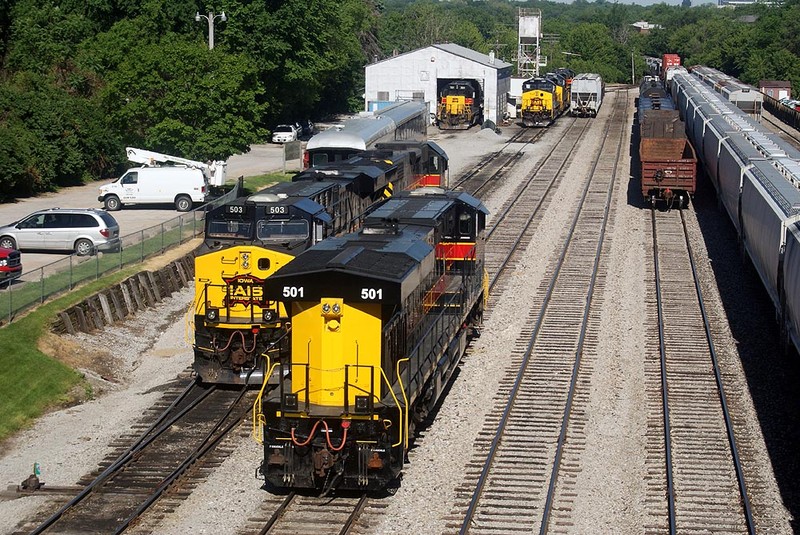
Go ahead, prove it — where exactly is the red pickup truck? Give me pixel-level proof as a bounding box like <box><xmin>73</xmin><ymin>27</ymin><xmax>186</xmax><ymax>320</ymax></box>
<box><xmin>0</xmin><ymin>246</ymin><xmax>22</xmax><ymax>286</ymax></box>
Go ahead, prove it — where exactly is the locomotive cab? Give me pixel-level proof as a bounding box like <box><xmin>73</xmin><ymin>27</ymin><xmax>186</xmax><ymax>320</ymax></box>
<box><xmin>521</xmin><ymin>77</ymin><xmax>558</xmax><ymax>127</ymax></box>
<box><xmin>193</xmin><ymin>197</ymin><xmax>333</xmax><ymax>385</ymax></box>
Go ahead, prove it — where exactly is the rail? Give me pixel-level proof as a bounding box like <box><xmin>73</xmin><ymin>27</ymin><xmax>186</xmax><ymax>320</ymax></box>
<box><xmin>0</xmin><ymin>180</ymin><xmax>242</xmax><ymax>324</ymax></box>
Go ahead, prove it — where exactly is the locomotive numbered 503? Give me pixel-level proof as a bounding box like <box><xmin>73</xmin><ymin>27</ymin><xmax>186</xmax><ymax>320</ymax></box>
<box><xmin>193</xmin><ymin>142</ymin><xmax>448</xmax><ymax>385</ymax></box>
<box><xmin>253</xmin><ymin>188</ymin><xmax>488</xmax><ymax>492</ymax></box>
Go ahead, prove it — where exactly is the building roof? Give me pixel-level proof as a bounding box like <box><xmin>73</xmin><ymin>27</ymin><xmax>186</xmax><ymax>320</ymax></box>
<box><xmin>431</xmin><ymin>43</ymin><xmax>512</xmax><ymax>69</ymax></box>
<box><xmin>631</xmin><ymin>21</ymin><xmax>663</xmax><ymax>31</ymax></box>
<box><xmin>369</xmin><ymin>43</ymin><xmax>512</xmax><ymax>70</ymax></box>
<box><xmin>760</xmin><ymin>80</ymin><xmax>792</xmax><ymax>88</ymax></box>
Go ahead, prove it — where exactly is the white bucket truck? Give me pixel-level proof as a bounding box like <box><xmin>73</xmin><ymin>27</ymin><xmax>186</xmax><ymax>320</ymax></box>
<box><xmin>98</xmin><ymin>147</ymin><xmax>227</xmax><ymax>212</ymax></box>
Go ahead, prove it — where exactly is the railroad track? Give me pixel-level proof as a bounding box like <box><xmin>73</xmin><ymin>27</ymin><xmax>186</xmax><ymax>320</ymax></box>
<box><xmin>221</xmin><ymin>125</ymin><xmax>561</xmax><ymax>533</ymax></box>
<box><xmin>16</xmin><ymin>375</ymin><xmax>254</xmax><ymax>534</ymax></box>
<box><xmin>448</xmin><ymin>88</ymin><xmax>629</xmax><ymax>533</ymax></box>
<box><xmin>450</xmin><ymin>126</ymin><xmax>546</xmax><ymax>197</ymax></box>
<box><xmin>643</xmin><ymin>207</ymin><xmax>755</xmax><ymax>534</ymax></box>
<box><xmin>482</xmin><ymin>116</ymin><xmax>588</xmax><ymax>298</ymax></box>
<box><xmin>236</xmin><ymin>491</ymin><xmax>378</xmax><ymax>534</ymax></box>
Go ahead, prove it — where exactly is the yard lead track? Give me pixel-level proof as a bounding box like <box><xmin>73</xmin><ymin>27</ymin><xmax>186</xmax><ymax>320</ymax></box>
<box><xmin>449</xmin><ymin>89</ymin><xmax>629</xmax><ymax>533</ymax></box>
<box><xmin>236</xmin><ymin>491</ymin><xmax>374</xmax><ymax>534</ymax></box>
<box><xmin>644</xmin><ymin>207</ymin><xmax>755</xmax><ymax>534</ymax></box>
<box><xmin>19</xmin><ymin>377</ymin><xmax>254</xmax><ymax>534</ymax></box>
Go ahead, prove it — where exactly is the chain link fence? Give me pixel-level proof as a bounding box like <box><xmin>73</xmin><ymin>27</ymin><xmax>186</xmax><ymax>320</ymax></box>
<box><xmin>0</xmin><ymin>181</ymin><xmax>241</xmax><ymax>324</ymax></box>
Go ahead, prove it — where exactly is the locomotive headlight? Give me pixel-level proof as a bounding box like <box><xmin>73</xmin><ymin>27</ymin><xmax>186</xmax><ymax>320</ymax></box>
<box><xmin>205</xmin><ymin>308</ymin><xmax>219</xmax><ymax>322</ymax></box>
<box><xmin>321</xmin><ymin>299</ymin><xmax>343</xmax><ymax>319</ymax></box>
<box><xmin>262</xmin><ymin>309</ymin><xmax>277</xmax><ymax>323</ymax></box>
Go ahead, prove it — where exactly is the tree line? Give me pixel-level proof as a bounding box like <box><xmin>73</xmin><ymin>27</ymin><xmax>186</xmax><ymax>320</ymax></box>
<box><xmin>1</xmin><ymin>0</ymin><xmax>798</xmax><ymax>200</ymax></box>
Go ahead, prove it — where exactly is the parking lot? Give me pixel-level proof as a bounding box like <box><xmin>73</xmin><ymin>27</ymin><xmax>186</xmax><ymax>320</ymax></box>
<box><xmin>0</xmin><ymin>144</ymin><xmax>287</xmax><ymax>280</ymax></box>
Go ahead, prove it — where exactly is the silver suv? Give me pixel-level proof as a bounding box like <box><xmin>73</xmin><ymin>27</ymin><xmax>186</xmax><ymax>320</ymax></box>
<box><xmin>0</xmin><ymin>208</ymin><xmax>121</xmax><ymax>256</ymax></box>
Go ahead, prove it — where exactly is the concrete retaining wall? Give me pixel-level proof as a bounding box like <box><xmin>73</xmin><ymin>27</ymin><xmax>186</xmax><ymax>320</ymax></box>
<box><xmin>51</xmin><ymin>253</ymin><xmax>195</xmax><ymax>335</ymax></box>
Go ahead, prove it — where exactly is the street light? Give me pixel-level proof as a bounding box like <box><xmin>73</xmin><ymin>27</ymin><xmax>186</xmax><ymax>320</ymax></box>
<box><xmin>195</xmin><ymin>11</ymin><xmax>226</xmax><ymax>50</ymax></box>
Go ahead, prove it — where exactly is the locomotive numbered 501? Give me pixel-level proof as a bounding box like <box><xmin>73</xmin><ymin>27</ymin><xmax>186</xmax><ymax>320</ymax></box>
<box><xmin>253</xmin><ymin>188</ymin><xmax>488</xmax><ymax>492</ymax></box>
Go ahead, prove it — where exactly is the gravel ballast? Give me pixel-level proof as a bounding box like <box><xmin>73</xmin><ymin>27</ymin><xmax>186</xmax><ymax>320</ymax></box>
<box><xmin>0</xmin><ymin>104</ymin><xmax>795</xmax><ymax>534</ymax></box>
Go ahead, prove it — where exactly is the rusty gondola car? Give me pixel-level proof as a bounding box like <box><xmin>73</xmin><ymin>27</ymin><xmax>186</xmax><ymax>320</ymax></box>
<box><xmin>637</xmin><ymin>77</ymin><xmax>697</xmax><ymax>208</ymax></box>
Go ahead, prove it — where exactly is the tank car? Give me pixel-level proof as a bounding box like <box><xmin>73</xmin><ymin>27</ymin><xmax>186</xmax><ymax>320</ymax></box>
<box><xmin>636</xmin><ymin>76</ymin><xmax>697</xmax><ymax>208</ymax></box>
<box><xmin>672</xmin><ymin>69</ymin><xmax>800</xmax><ymax>356</ymax></box>
<box><xmin>436</xmin><ymin>80</ymin><xmax>483</xmax><ymax>130</ymax></box>
<box><xmin>304</xmin><ymin>101</ymin><xmax>428</xmax><ymax>168</ymax></box>
<box><xmin>253</xmin><ymin>188</ymin><xmax>488</xmax><ymax>492</ymax></box>
<box><xmin>520</xmin><ymin>77</ymin><xmax>559</xmax><ymax>127</ymax></box>
<box><xmin>193</xmin><ymin>142</ymin><xmax>449</xmax><ymax>385</ymax></box>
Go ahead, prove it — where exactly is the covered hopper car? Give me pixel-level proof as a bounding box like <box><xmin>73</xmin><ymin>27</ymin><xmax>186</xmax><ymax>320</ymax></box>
<box><xmin>672</xmin><ymin>69</ymin><xmax>800</xmax><ymax>356</ymax></box>
<box><xmin>570</xmin><ymin>73</ymin><xmax>604</xmax><ymax>118</ymax></box>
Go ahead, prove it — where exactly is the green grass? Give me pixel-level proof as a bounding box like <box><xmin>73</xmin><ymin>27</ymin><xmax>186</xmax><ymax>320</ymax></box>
<box><xmin>0</xmin><ymin>264</ymin><xmax>147</xmax><ymax>441</ymax></box>
<box><xmin>241</xmin><ymin>171</ymin><xmax>295</xmax><ymax>194</ymax></box>
<box><xmin>0</xmin><ymin>177</ymin><xmax>288</xmax><ymax>442</ymax></box>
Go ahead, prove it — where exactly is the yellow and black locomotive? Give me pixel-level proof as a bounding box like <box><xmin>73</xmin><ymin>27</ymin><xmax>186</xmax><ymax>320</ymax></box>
<box><xmin>253</xmin><ymin>187</ymin><xmax>488</xmax><ymax>492</ymax></box>
<box><xmin>192</xmin><ymin>142</ymin><xmax>449</xmax><ymax>385</ymax></box>
<box><xmin>436</xmin><ymin>79</ymin><xmax>483</xmax><ymax>130</ymax></box>
<box><xmin>521</xmin><ymin>76</ymin><xmax>560</xmax><ymax>127</ymax></box>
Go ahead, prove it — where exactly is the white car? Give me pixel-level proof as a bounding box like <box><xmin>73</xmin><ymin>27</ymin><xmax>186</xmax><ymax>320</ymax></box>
<box><xmin>272</xmin><ymin>124</ymin><xmax>299</xmax><ymax>144</ymax></box>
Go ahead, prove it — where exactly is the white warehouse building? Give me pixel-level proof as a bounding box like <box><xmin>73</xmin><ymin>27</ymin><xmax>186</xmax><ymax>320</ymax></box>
<box><xmin>364</xmin><ymin>43</ymin><xmax>513</xmax><ymax>126</ymax></box>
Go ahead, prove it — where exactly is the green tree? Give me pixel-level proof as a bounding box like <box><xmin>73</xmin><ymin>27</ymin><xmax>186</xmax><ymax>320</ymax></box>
<box><xmin>99</xmin><ymin>35</ymin><xmax>266</xmax><ymax>161</ymax></box>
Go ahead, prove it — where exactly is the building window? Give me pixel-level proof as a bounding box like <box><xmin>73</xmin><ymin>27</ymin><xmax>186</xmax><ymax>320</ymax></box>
<box><xmin>378</xmin><ymin>91</ymin><xmax>389</xmax><ymax>101</ymax></box>
<box><xmin>412</xmin><ymin>91</ymin><xmax>425</xmax><ymax>100</ymax></box>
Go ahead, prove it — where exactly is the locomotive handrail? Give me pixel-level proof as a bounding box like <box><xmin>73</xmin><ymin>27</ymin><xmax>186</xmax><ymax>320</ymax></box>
<box><xmin>252</xmin><ymin>355</ymin><xmax>279</xmax><ymax>444</ymax></box>
<box><xmin>392</xmin><ymin>357</ymin><xmax>410</xmax><ymax>449</ymax></box>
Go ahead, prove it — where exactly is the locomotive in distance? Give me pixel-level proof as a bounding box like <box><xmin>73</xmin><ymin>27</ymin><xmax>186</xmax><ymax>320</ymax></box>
<box><xmin>192</xmin><ymin>141</ymin><xmax>449</xmax><ymax>386</ymax></box>
<box><xmin>436</xmin><ymin>79</ymin><xmax>484</xmax><ymax>130</ymax></box>
<box><xmin>253</xmin><ymin>187</ymin><xmax>489</xmax><ymax>493</ymax></box>
<box><xmin>520</xmin><ymin>68</ymin><xmax>575</xmax><ymax>127</ymax></box>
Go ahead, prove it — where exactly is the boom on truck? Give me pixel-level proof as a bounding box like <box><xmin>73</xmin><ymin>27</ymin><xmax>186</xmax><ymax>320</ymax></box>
<box><xmin>98</xmin><ymin>148</ymin><xmax>228</xmax><ymax>212</ymax></box>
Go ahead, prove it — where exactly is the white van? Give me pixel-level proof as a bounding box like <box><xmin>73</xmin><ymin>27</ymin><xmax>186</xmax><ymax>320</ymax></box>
<box><xmin>98</xmin><ymin>166</ymin><xmax>208</xmax><ymax>212</ymax></box>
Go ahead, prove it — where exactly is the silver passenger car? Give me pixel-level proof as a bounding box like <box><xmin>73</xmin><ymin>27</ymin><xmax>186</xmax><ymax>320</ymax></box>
<box><xmin>0</xmin><ymin>208</ymin><xmax>121</xmax><ymax>256</ymax></box>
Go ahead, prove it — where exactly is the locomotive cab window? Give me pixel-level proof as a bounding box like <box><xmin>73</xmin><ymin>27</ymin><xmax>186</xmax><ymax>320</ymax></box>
<box><xmin>458</xmin><ymin>212</ymin><xmax>473</xmax><ymax>238</ymax></box>
<box><xmin>257</xmin><ymin>219</ymin><xmax>309</xmax><ymax>240</ymax></box>
<box><xmin>207</xmin><ymin>220</ymin><xmax>252</xmax><ymax>239</ymax></box>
